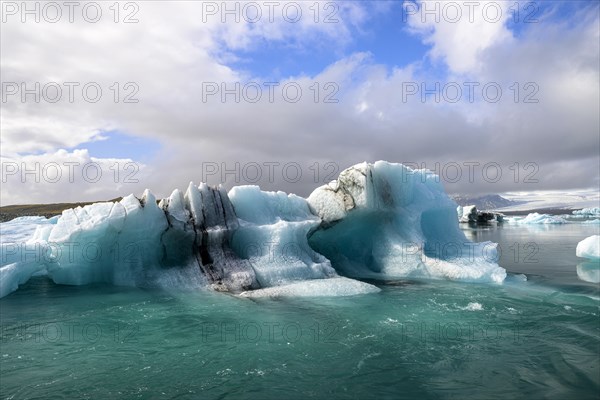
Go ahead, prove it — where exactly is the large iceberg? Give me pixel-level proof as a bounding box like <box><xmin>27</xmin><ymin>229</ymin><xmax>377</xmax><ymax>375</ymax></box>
<box><xmin>0</xmin><ymin>161</ymin><xmax>508</xmax><ymax>298</ymax></box>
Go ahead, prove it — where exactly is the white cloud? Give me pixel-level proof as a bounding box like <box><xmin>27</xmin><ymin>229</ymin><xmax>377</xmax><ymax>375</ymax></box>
<box><xmin>405</xmin><ymin>0</ymin><xmax>514</xmax><ymax>75</ymax></box>
<box><xmin>1</xmin><ymin>1</ymin><xmax>598</xmax><ymax>205</ymax></box>
<box><xmin>1</xmin><ymin>149</ymin><xmax>150</xmax><ymax>205</ymax></box>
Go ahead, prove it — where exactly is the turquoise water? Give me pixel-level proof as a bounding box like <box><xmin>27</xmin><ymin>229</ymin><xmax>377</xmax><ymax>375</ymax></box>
<box><xmin>1</xmin><ymin>223</ymin><xmax>599</xmax><ymax>399</ymax></box>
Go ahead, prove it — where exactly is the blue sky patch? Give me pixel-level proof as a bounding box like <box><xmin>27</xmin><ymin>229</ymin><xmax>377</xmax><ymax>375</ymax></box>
<box><xmin>73</xmin><ymin>131</ymin><xmax>161</xmax><ymax>162</ymax></box>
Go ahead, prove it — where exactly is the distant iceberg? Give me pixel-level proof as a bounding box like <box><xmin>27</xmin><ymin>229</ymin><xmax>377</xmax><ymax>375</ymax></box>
<box><xmin>0</xmin><ymin>161</ymin><xmax>507</xmax><ymax>299</ymax></box>
<box><xmin>457</xmin><ymin>205</ymin><xmax>504</xmax><ymax>224</ymax></box>
<box><xmin>507</xmin><ymin>213</ymin><xmax>567</xmax><ymax>224</ymax></box>
<box><xmin>573</xmin><ymin>207</ymin><xmax>600</xmax><ymax>217</ymax></box>
<box><xmin>583</xmin><ymin>219</ymin><xmax>600</xmax><ymax>224</ymax></box>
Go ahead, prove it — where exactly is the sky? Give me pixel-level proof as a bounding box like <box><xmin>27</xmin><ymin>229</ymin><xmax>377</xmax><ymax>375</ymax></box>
<box><xmin>1</xmin><ymin>0</ymin><xmax>599</xmax><ymax>205</ymax></box>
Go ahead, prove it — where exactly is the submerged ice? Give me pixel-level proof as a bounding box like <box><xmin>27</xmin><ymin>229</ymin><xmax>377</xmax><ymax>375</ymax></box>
<box><xmin>0</xmin><ymin>161</ymin><xmax>508</xmax><ymax>298</ymax></box>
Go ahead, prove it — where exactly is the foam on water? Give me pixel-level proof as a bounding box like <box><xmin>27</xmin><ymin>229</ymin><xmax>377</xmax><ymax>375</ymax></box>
<box><xmin>239</xmin><ymin>277</ymin><xmax>381</xmax><ymax>298</ymax></box>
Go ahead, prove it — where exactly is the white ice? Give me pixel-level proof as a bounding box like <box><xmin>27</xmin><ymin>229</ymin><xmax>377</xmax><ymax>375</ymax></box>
<box><xmin>239</xmin><ymin>277</ymin><xmax>380</xmax><ymax>298</ymax></box>
<box><xmin>0</xmin><ymin>216</ymin><xmax>58</xmax><ymax>243</ymax></box>
<box><xmin>576</xmin><ymin>235</ymin><xmax>600</xmax><ymax>261</ymax></box>
<box><xmin>228</xmin><ymin>186</ymin><xmax>338</xmax><ymax>287</ymax></box>
<box><xmin>459</xmin><ymin>205</ymin><xmax>477</xmax><ymax>223</ymax></box>
<box><xmin>507</xmin><ymin>213</ymin><xmax>567</xmax><ymax>224</ymax></box>
<box><xmin>573</xmin><ymin>207</ymin><xmax>600</xmax><ymax>217</ymax></box>
<box><xmin>0</xmin><ymin>216</ymin><xmax>58</xmax><ymax>298</ymax></box>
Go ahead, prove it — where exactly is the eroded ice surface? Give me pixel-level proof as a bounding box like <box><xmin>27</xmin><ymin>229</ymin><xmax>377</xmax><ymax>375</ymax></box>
<box><xmin>228</xmin><ymin>186</ymin><xmax>336</xmax><ymax>287</ymax></box>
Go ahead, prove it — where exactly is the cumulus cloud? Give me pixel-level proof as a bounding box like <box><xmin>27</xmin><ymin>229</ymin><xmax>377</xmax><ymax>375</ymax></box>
<box><xmin>1</xmin><ymin>149</ymin><xmax>150</xmax><ymax>205</ymax></box>
<box><xmin>405</xmin><ymin>0</ymin><xmax>514</xmax><ymax>75</ymax></box>
<box><xmin>1</xmin><ymin>1</ymin><xmax>598</xmax><ymax>204</ymax></box>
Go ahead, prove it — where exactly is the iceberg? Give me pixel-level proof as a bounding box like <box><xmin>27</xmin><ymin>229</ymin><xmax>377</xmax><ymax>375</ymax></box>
<box><xmin>583</xmin><ymin>219</ymin><xmax>600</xmax><ymax>224</ymax></box>
<box><xmin>576</xmin><ymin>235</ymin><xmax>600</xmax><ymax>261</ymax></box>
<box><xmin>573</xmin><ymin>207</ymin><xmax>600</xmax><ymax>217</ymax></box>
<box><xmin>0</xmin><ymin>161</ymin><xmax>507</xmax><ymax>298</ymax></box>
<box><xmin>575</xmin><ymin>236</ymin><xmax>600</xmax><ymax>283</ymax></box>
<box><xmin>507</xmin><ymin>213</ymin><xmax>567</xmax><ymax>224</ymax></box>
<box><xmin>458</xmin><ymin>205</ymin><xmax>503</xmax><ymax>224</ymax></box>
<box><xmin>306</xmin><ymin>162</ymin><xmax>506</xmax><ymax>283</ymax></box>
<box><xmin>460</xmin><ymin>205</ymin><xmax>478</xmax><ymax>223</ymax></box>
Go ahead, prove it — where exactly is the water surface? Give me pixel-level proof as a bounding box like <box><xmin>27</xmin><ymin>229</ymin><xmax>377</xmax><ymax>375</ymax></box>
<box><xmin>1</xmin><ymin>223</ymin><xmax>599</xmax><ymax>399</ymax></box>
